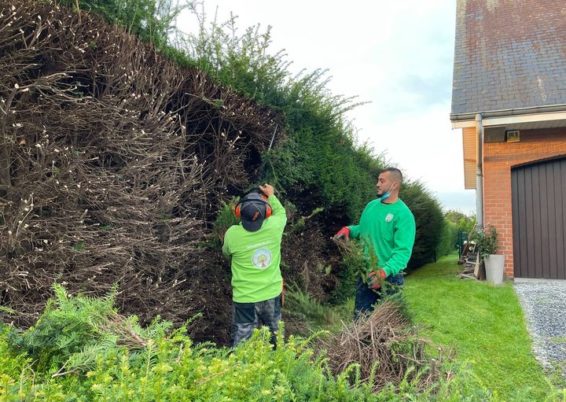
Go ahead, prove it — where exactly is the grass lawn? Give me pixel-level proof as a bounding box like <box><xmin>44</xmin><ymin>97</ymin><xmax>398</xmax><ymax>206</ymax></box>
<box><xmin>404</xmin><ymin>254</ymin><xmax>560</xmax><ymax>400</ymax></box>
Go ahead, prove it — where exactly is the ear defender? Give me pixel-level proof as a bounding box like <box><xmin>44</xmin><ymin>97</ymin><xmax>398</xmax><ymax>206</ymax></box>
<box><xmin>258</xmin><ymin>192</ymin><xmax>272</xmax><ymax>217</ymax></box>
<box><xmin>233</xmin><ymin>198</ymin><xmax>272</xmax><ymax>219</ymax></box>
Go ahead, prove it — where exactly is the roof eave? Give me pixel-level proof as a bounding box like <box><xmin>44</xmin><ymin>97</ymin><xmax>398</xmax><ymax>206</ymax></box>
<box><xmin>451</xmin><ymin>104</ymin><xmax>566</xmax><ymax>122</ymax></box>
<box><xmin>451</xmin><ymin>104</ymin><xmax>566</xmax><ymax>128</ymax></box>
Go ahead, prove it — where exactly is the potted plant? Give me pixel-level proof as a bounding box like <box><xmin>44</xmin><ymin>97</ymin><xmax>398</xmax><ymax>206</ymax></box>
<box><xmin>471</xmin><ymin>226</ymin><xmax>505</xmax><ymax>285</ymax></box>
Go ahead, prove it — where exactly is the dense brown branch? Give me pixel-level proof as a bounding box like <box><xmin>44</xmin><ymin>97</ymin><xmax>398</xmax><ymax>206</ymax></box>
<box><xmin>0</xmin><ymin>0</ymin><xmax>282</xmax><ymax>344</ymax></box>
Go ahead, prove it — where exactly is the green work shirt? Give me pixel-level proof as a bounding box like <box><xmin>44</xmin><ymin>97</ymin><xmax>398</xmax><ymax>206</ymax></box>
<box><xmin>349</xmin><ymin>198</ymin><xmax>416</xmax><ymax>276</ymax></box>
<box><xmin>222</xmin><ymin>195</ymin><xmax>287</xmax><ymax>303</ymax></box>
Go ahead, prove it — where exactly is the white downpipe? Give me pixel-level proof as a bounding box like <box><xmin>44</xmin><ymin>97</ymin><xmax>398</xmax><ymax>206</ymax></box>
<box><xmin>475</xmin><ymin>113</ymin><xmax>484</xmax><ymax>228</ymax></box>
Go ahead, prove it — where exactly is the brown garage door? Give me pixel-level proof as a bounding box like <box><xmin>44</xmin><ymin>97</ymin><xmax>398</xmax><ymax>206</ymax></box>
<box><xmin>511</xmin><ymin>157</ymin><xmax>566</xmax><ymax>279</ymax></box>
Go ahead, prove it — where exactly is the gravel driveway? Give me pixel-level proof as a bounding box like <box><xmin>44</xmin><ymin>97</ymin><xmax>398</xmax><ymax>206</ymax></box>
<box><xmin>514</xmin><ymin>279</ymin><xmax>566</xmax><ymax>376</ymax></box>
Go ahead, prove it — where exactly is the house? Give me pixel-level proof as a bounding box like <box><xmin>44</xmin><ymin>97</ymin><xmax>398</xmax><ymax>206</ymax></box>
<box><xmin>450</xmin><ymin>0</ymin><xmax>566</xmax><ymax>279</ymax></box>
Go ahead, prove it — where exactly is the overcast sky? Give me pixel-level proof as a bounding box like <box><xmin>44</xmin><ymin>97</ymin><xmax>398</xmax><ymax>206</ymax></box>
<box><xmin>177</xmin><ymin>1</ymin><xmax>476</xmax><ymax>214</ymax></box>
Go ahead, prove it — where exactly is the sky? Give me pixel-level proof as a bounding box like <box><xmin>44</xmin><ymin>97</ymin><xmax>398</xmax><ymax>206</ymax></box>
<box><xmin>177</xmin><ymin>1</ymin><xmax>476</xmax><ymax>214</ymax></box>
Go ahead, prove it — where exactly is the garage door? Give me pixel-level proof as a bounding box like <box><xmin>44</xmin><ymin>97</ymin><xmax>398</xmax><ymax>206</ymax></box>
<box><xmin>511</xmin><ymin>157</ymin><xmax>566</xmax><ymax>279</ymax></box>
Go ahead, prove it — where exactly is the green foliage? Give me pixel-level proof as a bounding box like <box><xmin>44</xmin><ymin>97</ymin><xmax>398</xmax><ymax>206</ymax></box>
<box><xmin>444</xmin><ymin>210</ymin><xmax>476</xmax><ymax>234</ymax></box>
<box><xmin>329</xmin><ymin>239</ymin><xmax>367</xmax><ymax>305</ymax></box>
<box><xmin>7</xmin><ymin>284</ymin><xmax>171</xmax><ymax>375</ymax></box>
<box><xmin>211</xmin><ymin>199</ymin><xmax>239</xmax><ymax>247</ymax></box>
<box><xmin>60</xmin><ymin>0</ymin><xmax>182</xmax><ymax>48</ymax></box>
<box><xmin>2</xmin><ymin>284</ymin><xmax>562</xmax><ymax>400</ymax></box>
<box><xmin>442</xmin><ymin>210</ymin><xmax>476</xmax><ymax>257</ymax></box>
<box><xmin>286</xmin><ymin>205</ymin><xmax>324</xmax><ymax>234</ymax></box>
<box><xmin>401</xmin><ymin>181</ymin><xmax>445</xmax><ymax>268</ymax></box>
<box><xmin>0</xmin><ymin>324</ymin><xmax>30</xmax><ymax>392</ymax></box>
<box><xmin>329</xmin><ymin>238</ymin><xmax>396</xmax><ymax>305</ymax></box>
<box><xmin>283</xmin><ymin>284</ymin><xmax>351</xmax><ymax>335</ymax></box>
<box><xmin>470</xmin><ymin>225</ymin><xmax>498</xmax><ymax>258</ymax></box>
<box><xmin>436</xmin><ymin>219</ymin><xmax>458</xmax><ymax>257</ymax></box>
<box><xmin>0</xmin><ymin>289</ymin><xmax>408</xmax><ymax>401</ymax></box>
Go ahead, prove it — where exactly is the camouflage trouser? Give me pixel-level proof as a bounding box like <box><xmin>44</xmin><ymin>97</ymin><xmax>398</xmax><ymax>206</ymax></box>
<box><xmin>232</xmin><ymin>294</ymin><xmax>281</xmax><ymax>348</ymax></box>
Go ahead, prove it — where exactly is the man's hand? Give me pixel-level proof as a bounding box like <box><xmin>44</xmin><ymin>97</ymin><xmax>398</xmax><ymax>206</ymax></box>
<box><xmin>259</xmin><ymin>183</ymin><xmax>274</xmax><ymax>198</ymax></box>
<box><xmin>333</xmin><ymin>226</ymin><xmax>350</xmax><ymax>240</ymax></box>
<box><xmin>368</xmin><ymin>269</ymin><xmax>387</xmax><ymax>290</ymax></box>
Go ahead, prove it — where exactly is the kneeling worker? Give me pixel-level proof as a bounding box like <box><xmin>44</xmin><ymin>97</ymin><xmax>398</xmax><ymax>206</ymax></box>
<box><xmin>222</xmin><ymin>183</ymin><xmax>287</xmax><ymax>347</ymax></box>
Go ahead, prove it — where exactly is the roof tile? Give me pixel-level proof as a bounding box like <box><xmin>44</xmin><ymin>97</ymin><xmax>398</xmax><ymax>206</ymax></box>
<box><xmin>451</xmin><ymin>0</ymin><xmax>566</xmax><ymax>117</ymax></box>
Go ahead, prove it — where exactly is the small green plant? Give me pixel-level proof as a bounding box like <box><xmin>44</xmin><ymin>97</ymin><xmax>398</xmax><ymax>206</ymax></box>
<box><xmin>470</xmin><ymin>225</ymin><xmax>498</xmax><ymax>258</ymax></box>
<box><xmin>211</xmin><ymin>199</ymin><xmax>239</xmax><ymax>247</ymax></box>
<box><xmin>329</xmin><ymin>238</ymin><xmax>391</xmax><ymax>305</ymax></box>
<box><xmin>71</xmin><ymin>241</ymin><xmax>85</xmax><ymax>252</ymax></box>
<box><xmin>283</xmin><ymin>283</ymin><xmax>350</xmax><ymax>335</ymax></box>
<box><xmin>287</xmin><ymin>206</ymin><xmax>324</xmax><ymax>234</ymax></box>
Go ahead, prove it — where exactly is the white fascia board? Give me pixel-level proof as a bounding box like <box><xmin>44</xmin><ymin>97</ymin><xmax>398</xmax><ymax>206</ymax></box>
<box><xmin>451</xmin><ymin>111</ymin><xmax>566</xmax><ymax>129</ymax></box>
<box><xmin>482</xmin><ymin>111</ymin><xmax>566</xmax><ymax>127</ymax></box>
<box><xmin>451</xmin><ymin>120</ymin><xmax>475</xmax><ymax>129</ymax></box>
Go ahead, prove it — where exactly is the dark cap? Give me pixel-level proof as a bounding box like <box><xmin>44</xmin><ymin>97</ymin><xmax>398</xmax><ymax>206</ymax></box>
<box><xmin>239</xmin><ymin>192</ymin><xmax>267</xmax><ymax>232</ymax></box>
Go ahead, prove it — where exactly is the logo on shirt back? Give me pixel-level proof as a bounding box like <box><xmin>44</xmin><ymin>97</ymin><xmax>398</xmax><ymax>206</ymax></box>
<box><xmin>385</xmin><ymin>213</ymin><xmax>394</xmax><ymax>222</ymax></box>
<box><xmin>252</xmin><ymin>248</ymin><xmax>272</xmax><ymax>269</ymax></box>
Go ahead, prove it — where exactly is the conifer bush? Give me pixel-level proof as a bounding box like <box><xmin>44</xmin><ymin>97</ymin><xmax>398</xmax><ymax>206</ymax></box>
<box><xmin>436</xmin><ymin>220</ymin><xmax>459</xmax><ymax>257</ymax></box>
<box><xmin>0</xmin><ymin>287</ymin><xmax>484</xmax><ymax>401</ymax></box>
<box><xmin>401</xmin><ymin>182</ymin><xmax>445</xmax><ymax>268</ymax></box>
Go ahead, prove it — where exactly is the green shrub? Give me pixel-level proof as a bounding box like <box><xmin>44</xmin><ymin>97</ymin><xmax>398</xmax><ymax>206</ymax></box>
<box><xmin>3</xmin><ymin>286</ymin><xmax>551</xmax><ymax>400</ymax></box>
<box><xmin>470</xmin><ymin>225</ymin><xmax>498</xmax><ymax>258</ymax></box>
<box><xmin>7</xmin><ymin>284</ymin><xmax>171</xmax><ymax>375</ymax></box>
<box><xmin>436</xmin><ymin>219</ymin><xmax>458</xmax><ymax>257</ymax></box>
<box><xmin>444</xmin><ymin>210</ymin><xmax>476</xmax><ymax>234</ymax></box>
<box><xmin>328</xmin><ymin>239</ymin><xmax>367</xmax><ymax>305</ymax></box>
<box><xmin>402</xmin><ymin>181</ymin><xmax>444</xmax><ymax>268</ymax></box>
<box><xmin>59</xmin><ymin>0</ymin><xmax>181</xmax><ymax>48</ymax></box>
<box><xmin>0</xmin><ymin>288</ymin><xmax>377</xmax><ymax>401</ymax></box>
<box><xmin>443</xmin><ymin>210</ymin><xmax>476</xmax><ymax>257</ymax></box>
<box><xmin>211</xmin><ymin>199</ymin><xmax>239</xmax><ymax>248</ymax></box>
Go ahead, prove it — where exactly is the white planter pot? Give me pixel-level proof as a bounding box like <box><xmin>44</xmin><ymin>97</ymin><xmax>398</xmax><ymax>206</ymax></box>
<box><xmin>484</xmin><ymin>254</ymin><xmax>505</xmax><ymax>285</ymax></box>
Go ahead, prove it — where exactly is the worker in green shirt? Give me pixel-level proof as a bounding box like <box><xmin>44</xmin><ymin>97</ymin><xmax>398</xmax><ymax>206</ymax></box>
<box><xmin>222</xmin><ymin>183</ymin><xmax>287</xmax><ymax>347</ymax></box>
<box><xmin>334</xmin><ymin>168</ymin><xmax>416</xmax><ymax>318</ymax></box>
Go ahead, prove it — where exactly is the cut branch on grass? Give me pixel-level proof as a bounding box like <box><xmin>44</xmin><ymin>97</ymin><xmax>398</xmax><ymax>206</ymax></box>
<box><xmin>320</xmin><ymin>300</ymin><xmax>444</xmax><ymax>392</ymax></box>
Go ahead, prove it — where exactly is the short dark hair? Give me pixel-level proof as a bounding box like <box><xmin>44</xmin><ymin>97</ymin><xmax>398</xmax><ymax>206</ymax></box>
<box><xmin>380</xmin><ymin>167</ymin><xmax>403</xmax><ymax>184</ymax></box>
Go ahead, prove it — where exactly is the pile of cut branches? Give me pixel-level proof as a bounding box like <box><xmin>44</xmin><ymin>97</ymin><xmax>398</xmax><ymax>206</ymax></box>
<box><xmin>321</xmin><ymin>301</ymin><xmax>443</xmax><ymax>391</ymax></box>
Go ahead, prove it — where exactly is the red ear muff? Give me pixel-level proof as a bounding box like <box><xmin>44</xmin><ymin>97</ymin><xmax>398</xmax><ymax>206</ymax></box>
<box><xmin>235</xmin><ymin>192</ymin><xmax>271</xmax><ymax>220</ymax></box>
<box><xmin>259</xmin><ymin>192</ymin><xmax>272</xmax><ymax>218</ymax></box>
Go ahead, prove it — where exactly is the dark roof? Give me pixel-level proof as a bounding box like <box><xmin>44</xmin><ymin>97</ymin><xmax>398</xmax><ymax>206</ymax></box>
<box><xmin>451</xmin><ymin>0</ymin><xmax>566</xmax><ymax>120</ymax></box>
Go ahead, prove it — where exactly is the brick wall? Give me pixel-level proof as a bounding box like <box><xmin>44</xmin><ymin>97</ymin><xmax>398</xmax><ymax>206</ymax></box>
<box><xmin>483</xmin><ymin>127</ymin><xmax>566</xmax><ymax>277</ymax></box>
